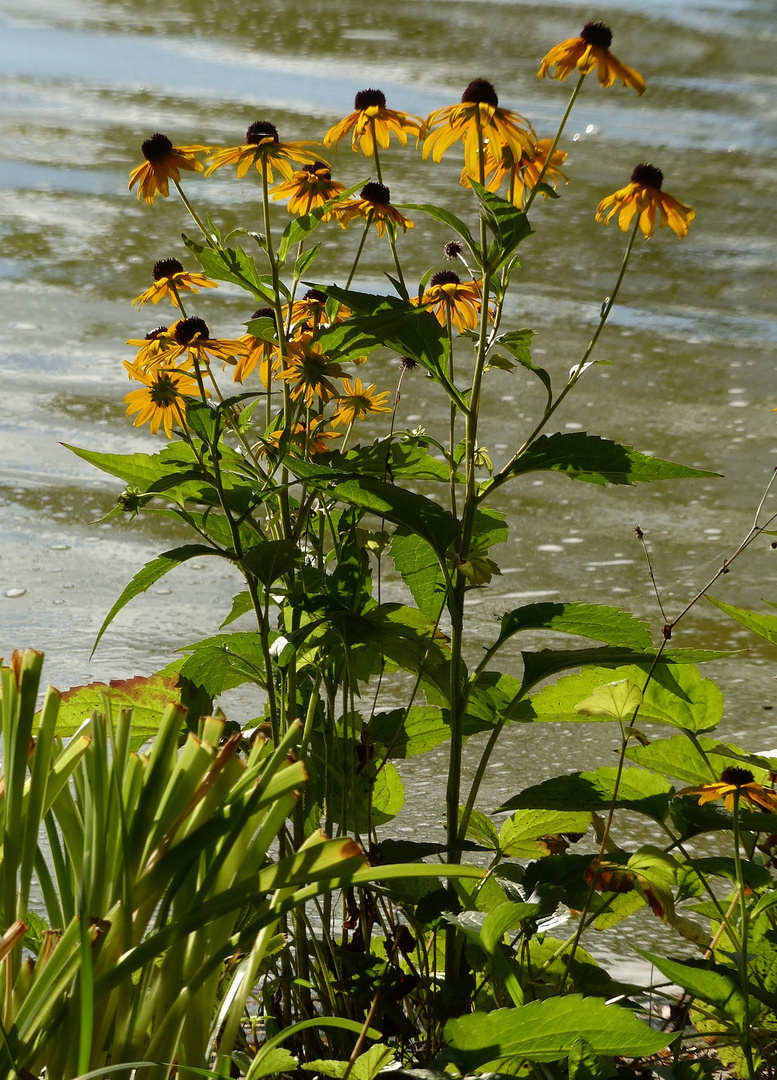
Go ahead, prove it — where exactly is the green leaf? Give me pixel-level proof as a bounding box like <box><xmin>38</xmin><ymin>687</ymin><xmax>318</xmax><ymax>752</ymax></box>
<box><xmin>636</xmin><ymin>950</ymin><xmax>747</xmax><ymax>1026</ymax></box>
<box><xmin>398</xmin><ymin>202</ymin><xmax>479</xmax><ymax>258</ymax></box>
<box><xmin>330</xmin><ymin>476</ymin><xmax>457</xmax><ymax>557</ymax></box>
<box><xmin>293</xmin><ymin>242</ymin><xmax>320</xmax><ymax>279</ymax></box>
<box><xmin>444</xmin><ymin>996</ymin><xmax>674</xmax><ymax>1068</ymax></box>
<box><xmin>462</xmin><ymin>807</ymin><xmax>500</xmax><ymax>850</ymax></box>
<box><xmin>495</xmin><ymin>603</ymin><xmax>653</xmax><ymax>654</ymax></box>
<box><xmin>242</xmin><ymin>539</ymin><xmax>300</xmax><ymax>586</ymax></box>
<box><xmin>500</xmin><ymin>766</ymin><xmax>673</xmax><ymax>822</ymax></box>
<box><xmin>92</xmin><ymin>545</ymin><xmax>224</xmax><ymax>655</ymax></box>
<box><xmin>177</xmin><ymin>631</ymin><xmax>270</xmax><ymax>695</ymax></box>
<box><xmin>371</xmin><ymin>707</ymin><xmax>454</xmax><ymax>758</ymax></box>
<box><xmin>183</xmin><ymin>240</ymin><xmax>273</xmax><ymax>300</ymax></box>
<box><xmin>245</xmin><ymin>315</ymin><xmax>277</xmax><ymax>342</ymax></box>
<box><xmin>575</xmin><ymin>680</ymin><xmax>643</xmax><ymax>721</ymax></box>
<box><xmin>390</xmin><ymin>529</ymin><xmax>448</xmax><ymax>621</ymax></box>
<box><xmin>707</xmin><ymin>596</ymin><xmax>777</xmax><ymax>648</ymax></box>
<box><xmin>495</xmin><ymin>329</ymin><xmax>551</xmax><ymax>397</ymax></box>
<box><xmin>499</xmin><ymin>809</ymin><xmax>592</xmax><ymax>857</ymax></box>
<box><xmin>502</xmin><ymin>432</ymin><xmax>720</xmax><ymax>487</ymax></box>
<box><xmin>626</xmin><ymin>734</ymin><xmax>718</xmax><ymax>785</ymax></box>
<box><xmin>519</xmin><ymin>647</ymin><xmax>727</xmax><ymax>697</ymax></box>
<box><xmin>221</xmin><ymin>591</ymin><xmax>254</xmax><ymax>628</ymax></box>
<box><xmin>54</xmin><ymin>674</ymin><xmax>185</xmax><ymax>741</ymax></box>
<box><xmin>568</xmin><ymin>1038</ymin><xmax>610</xmax><ymax>1080</ymax></box>
<box><xmin>480</xmin><ymin>901</ymin><xmax>541</xmax><ymax>954</ymax></box>
<box><xmin>470</xmin><ymin>181</ymin><xmax>533</xmax><ymax>267</ymax></box>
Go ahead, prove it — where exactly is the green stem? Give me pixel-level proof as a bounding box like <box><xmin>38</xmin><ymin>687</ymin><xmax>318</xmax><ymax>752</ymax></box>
<box><xmin>524</xmin><ymin>72</ymin><xmax>585</xmax><ymax>214</ymax></box>
<box><xmin>446</xmin><ymin>310</ymin><xmax>457</xmax><ymax>518</ymax></box>
<box><xmin>173</xmin><ymin>179</ymin><xmax>218</xmax><ymax>248</ymax></box>
<box><xmin>732</xmin><ymin>791</ymin><xmax>757</xmax><ymax>1080</ymax></box>
<box><xmin>346</xmin><ymin>214</ymin><xmax>373</xmax><ymax>288</ymax></box>
<box><xmin>487</xmin><ymin>215</ymin><xmax>640</xmax><ymax>499</ymax></box>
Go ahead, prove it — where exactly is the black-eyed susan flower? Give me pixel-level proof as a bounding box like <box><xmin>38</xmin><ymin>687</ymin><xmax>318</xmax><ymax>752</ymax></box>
<box><xmin>596</xmin><ymin>163</ymin><xmax>695</xmax><ymax>238</ymax></box>
<box><xmin>131</xmin><ymin>258</ymin><xmax>218</xmax><ymax>309</ymax></box>
<box><xmin>332</xmin><ymin>378</ymin><xmax>392</xmax><ymax>427</ymax></box>
<box><xmin>420</xmin><ymin>79</ymin><xmax>536</xmax><ymax>183</ymax></box>
<box><xmin>123</xmin><ymin>361</ymin><xmax>204</xmax><ymax>438</ymax></box>
<box><xmin>415</xmin><ymin>270</ymin><xmax>483</xmax><ymax>333</ymax></box>
<box><xmin>271</xmin><ymin>161</ymin><xmax>347</xmax><ymax>217</ymax></box>
<box><xmin>162</xmin><ymin>317</ymin><xmax>250</xmax><ymax>370</ymax></box>
<box><xmin>538</xmin><ymin>22</ymin><xmax>645</xmax><ymax>95</ymax></box>
<box><xmin>337</xmin><ymin>182</ymin><xmax>414</xmax><ymax>237</ymax></box>
<box><xmin>477</xmin><ymin>137</ymin><xmax>568</xmax><ymax>205</ymax></box>
<box><xmin>128</xmin><ymin>133</ymin><xmax>210</xmax><ymax>205</ymax></box>
<box><xmin>678</xmin><ymin>766</ymin><xmax>777</xmax><ymax>813</ymax></box>
<box><xmin>324</xmin><ymin>88</ymin><xmax>421</xmax><ymax>156</ymax></box>
<box><xmin>286</xmin><ymin>288</ymin><xmax>351</xmax><ymax>336</ymax></box>
<box><xmin>230</xmin><ymin>307</ymin><xmax>280</xmax><ymax>385</ymax></box>
<box><xmin>262</xmin><ymin>417</ymin><xmax>340</xmax><ymax>457</ymax></box>
<box><xmin>126</xmin><ymin>325</ymin><xmax>174</xmax><ymax>369</ymax></box>
<box><xmin>206</xmin><ymin>121</ymin><xmax>322</xmax><ymax>182</ymax></box>
<box><xmin>276</xmin><ymin>341</ymin><xmax>345</xmax><ymax>406</ymax></box>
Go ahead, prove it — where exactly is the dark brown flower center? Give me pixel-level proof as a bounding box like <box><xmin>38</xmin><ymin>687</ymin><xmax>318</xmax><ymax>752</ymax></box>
<box><xmin>360</xmin><ymin>182</ymin><xmax>391</xmax><ymax>205</ymax></box>
<box><xmin>631</xmin><ymin>162</ymin><xmax>664</xmax><ymax>189</ymax></box>
<box><xmin>443</xmin><ymin>240</ymin><xmax>464</xmax><ymax>260</ymax></box>
<box><xmin>354</xmin><ymin>88</ymin><xmax>386</xmax><ymax>110</ymax></box>
<box><xmin>461</xmin><ymin>79</ymin><xmax>499</xmax><ymax>107</ymax></box>
<box><xmin>153</xmin><ymin>258</ymin><xmax>184</xmax><ymax>281</ymax></box>
<box><xmin>150</xmin><ymin>373</ymin><xmax>179</xmax><ymax>405</ymax></box>
<box><xmin>246</xmin><ymin>121</ymin><xmax>280</xmax><ymax>145</ymax></box>
<box><xmin>580</xmin><ymin>22</ymin><xmax>613</xmax><ymax>49</ymax></box>
<box><xmin>144</xmin><ymin>326</ymin><xmax>168</xmax><ymax>340</ymax></box>
<box><xmin>303</xmin><ymin>289</ymin><xmax>328</xmax><ymax>303</ymax></box>
<box><xmin>251</xmin><ymin>307</ymin><xmax>275</xmax><ymax>320</ymax></box>
<box><xmin>141</xmin><ymin>133</ymin><xmax>174</xmax><ymax>162</ymax></box>
<box><xmin>173</xmin><ymin>316</ymin><xmax>209</xmax><ymax>345</ymax></box>
<box><xmin>430</xmin><ymin>270</ymin><xmax>461</xmax><ymax>288</ymax></box>
<box><xmin>303</xmin><ymin>160</ymin><xmax>331</xmax><ymax>177</ymax></box>
<box><xmin>397</xmin><ymin>355</ymin><xmax>418</xmax><ymax>372</ymax></box>
<box><xmin>720</xmin><ymin>766</ymin><xmax>755</xmax><ymax>787</ymax></box>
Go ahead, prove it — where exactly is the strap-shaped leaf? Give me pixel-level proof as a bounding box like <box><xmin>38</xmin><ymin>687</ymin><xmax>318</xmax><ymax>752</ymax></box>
<box><xmin>92</xmin><ymin>545</ymin><xmax>226</xmax><ymax>655</ymax></box>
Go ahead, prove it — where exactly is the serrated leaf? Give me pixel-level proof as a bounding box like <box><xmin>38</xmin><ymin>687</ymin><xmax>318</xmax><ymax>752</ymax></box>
<box><xmin>499</xmin><ymin>809</ymin><xmax>592</xmax><ymax>857</ymax></box>
<box><xmin>444</xmin><ymin>996</ymin><xmax>674</xmax><ymax>1067</ymax></box>
<box><xmin>707</xmin><ymin>596</ymin><xmax>777</xmax><ymax>648</ymax></box>
<box><xmin>568</xmin><ymin>1038</ymin><xmax>609</xmax><ymax>1080</ymax></box>
<box><xmin>575</xmin><ymin>680</ymin><xmax>643</xmax><ymax>721</ymax></box>
<box><xmin>242</xmin><ymin>539</ymin><xmax>300</xmax><ymax>586</ymax></box>
<box><xmin>500</xmin><ymin>766</ymin><xmax>673</xmax><ymax>822</ymax></box>
<box><xmin>330</xmin><ymin>476</ymin><xmax>458</xmax><ymax>557</ymax></box>
<box><xmin>221</xmin><ymin>591</ymin><xmax>254</xmax><ymax>628</ymax></box>
<box><xmin>503</xmin><ymin>432</ymin><xmax>719</xmax><ymax>487</ymax></box>
<box><xmin>480</xmin><ymin>901</ymin><xmax>541</xmax><ymax>954</ymax></box>
<box><xmin>55</xmin><ymin>674</ymin><xmax>185</xmax><ymax>740</ymax></box>
<box><xmin>495</xmin><ymin>603</ymin><xmax>653</xmax><ymax>655</ymax></box>
<box><xmin>184</xmin><ymin>240</ymin><xmax>273</xmax><ymax>300</ymax></box>
<box><xmin>470</xmin><ymin>181</ymin><xmax>533</xmax><ymax>267</ymax></box>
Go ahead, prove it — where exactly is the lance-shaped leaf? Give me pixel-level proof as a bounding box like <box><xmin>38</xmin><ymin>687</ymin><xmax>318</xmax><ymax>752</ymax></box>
<box><xmin>469</xmin><ymin>180</ymin><xmax>533</xmax><ymax>267</ymax></box>
<box><xmin>390</xmin><ymin>530</ymin><xmax>447</xmax><ymax>620</ymax></box>
<box><xmin>490</xmin><ymin>432</ymin><xmax>719</xmax><ymax>489</ymax></box>
<box><xmin>92</xmin><ymin>545</ymin><xmax>227</xmax><ymax>655</ymax></box>
<box><xmin>328</xmin><ymin>476</ymin><xmax>457</xmax><ymax>557</ymax></box>
<box><xmin>398</xmin><ymin>201</ymin><xmax>480</xmax><ymax>259</ymax></box>
<box><xmin>707</xmin><ymin>596</ymin><xmax>777</xmax><ymax>648</ymax></box>
<box><xmin>183</xmin><ymin>237</ymin><xmax>274</xmax><ymax>300</ymax></box>
<box><xmin>636</xmin><ymin>950</ymin><xmax>748</xmax><ymax>1026</ymax></box>
<box><xmin>444</xmin><ymin>995</ymin><xmax>674</xmax><ymax>1068</ymax></box>
<box><xmin>493</xmin><ymin>602</ymin><xmax>653</xmax><ymax>656</ymax></box>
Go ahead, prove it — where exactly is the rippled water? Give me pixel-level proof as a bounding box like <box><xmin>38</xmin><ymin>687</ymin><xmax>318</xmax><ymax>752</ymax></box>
<box><xmin>2</xmin><ymin>0</ymin><xmax>777</xmax><ymax>962</ymax></box>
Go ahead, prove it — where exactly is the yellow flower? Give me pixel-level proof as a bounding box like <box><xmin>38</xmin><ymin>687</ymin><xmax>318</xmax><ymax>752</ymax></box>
<box><xmin>678</xmin><ymin>766</ymin><xmax>777</xmax><ymax>814</ymax></box>
<box><xmin>144</xmin><ymin>317</ymin><xmax>250</xmax><ymax>371</ymax></box>
<box><xmin>538</xmin><ymin>22</ymin><xmax>645</xmax><ymax>95</ymax></box>
<box><xmin>128</xmin><ymin>133</ymin><xmax>209</xmax><ymax>205</ymax></box>
<box><xmin>596</xmin><ymin>163</ymin><xmax>695</xmax><ymax>238</ymax></box>
<box><xmin>323</xmin><ymin>88</ymin><xmax>421</xmax><ymax>156</ymax></box>
<box><xmin>262</xmin><ymin>417</ymin><xmax>340</xmax><ymax>457</ymax></box>
<box><xmin>420</xmin><ymin>79</ymin><xmax>536</xmax><ymax>183</ymax></box>
<box><xmin>123</xmin><ymin>361</ymin><xmax>204</xmax><ymax>438</ymax></box>
<box><xmin>473</xmin><ymin>137</ymin><xmax>568</xmax><ymax>205</ymax></box>
<box><xmin>275</xmin><ymin>341</ymin><xmax>345</xmax><ymax>406</ymax></box>
<box><xmin>415</xmin><ymin>271</ymin><xmax>484</xmax><ymax>333</ymax></box>
<box><xmin>205</xmin><ymin>121</ymin><xmax>322</xmax><ymax>182</ymax></box>
<box><xmin>336</xmin><ymin>183</ymin><xmax>414</xmax><ymax>237</ymax></box>
<box><xmin>332</xmin><ymin>378</ymin><xmax>392</xmax><ymax>427</ymax></box>
<box><xmin>131</xmin><ymin>258</ymin><xmax>218</xmax><ymax>309</ymax></box>
<box><xmin>286</xmin><ymin>289</ymin><xmax>350</xmax><ymax>337</ymax></box>
<box><xmin>230</xmin><ymin>307</ymin><xmax>280</xmax><ymax>385</ymax></box>
<box><xmin>126</xmin><ymin>325</ymin><xmax>175</xmax><ymax>369</ymax></box>
<box><xmin>271</xmin><ymin>160</ymin><xmax>346</xmax><ymax>217</ymax></box>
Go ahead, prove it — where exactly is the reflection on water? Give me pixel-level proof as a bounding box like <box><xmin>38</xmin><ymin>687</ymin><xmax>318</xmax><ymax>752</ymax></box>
<box><xmin>1</xmin><ymin>0</ymin><xmax>777</xmax><ymax>963</ymax></box>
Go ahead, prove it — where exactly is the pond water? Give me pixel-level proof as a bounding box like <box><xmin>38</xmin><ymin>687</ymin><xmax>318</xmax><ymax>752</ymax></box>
<box><xmin>1</xmin><ymin>0</ymin><xmax>777</xmax><ymax>971</ymax></box>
